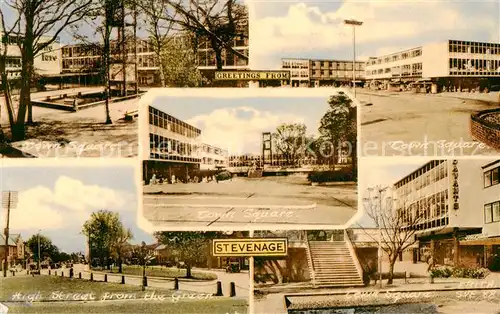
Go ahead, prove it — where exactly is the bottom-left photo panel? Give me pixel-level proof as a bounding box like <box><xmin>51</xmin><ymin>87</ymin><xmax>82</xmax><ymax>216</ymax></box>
<box><xmin>0</xmin><ymin>160</ymin><xmax>249</xmax><ymax>314</ymax></box>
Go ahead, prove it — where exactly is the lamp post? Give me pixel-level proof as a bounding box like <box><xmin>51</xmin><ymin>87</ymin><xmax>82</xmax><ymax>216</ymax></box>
<box><xmin>344</xmin><ymin>19</ymin><xmax>363</xmax><ymax>97</ymax></box>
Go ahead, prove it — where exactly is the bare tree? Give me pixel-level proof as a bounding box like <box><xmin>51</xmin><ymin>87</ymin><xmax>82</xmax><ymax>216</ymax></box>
<box><xmin>4</xmin><ymin>0</ymin><xmax>96</xmax><ymax>140</ymax></box>
<box><xmin>359</xmin><ymin>186</ymin><xmax>425</xmax><ymax>284</ymax></box>
<box><xmin>131</xmin><ymin>241</ymin><xmax>155</xmax><ymax>291</ymax></box>
<box><xmin>155</xmin><ymin>0</ymin><xmax>248</xmax><ymax>71</ymax></box>
<box><xmin>0</xmin><ymin>9</ymin><xmax>21</xmax><ymax>142</ymax></box>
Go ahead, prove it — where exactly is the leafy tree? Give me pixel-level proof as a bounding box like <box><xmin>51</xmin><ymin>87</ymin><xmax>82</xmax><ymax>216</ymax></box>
<box><xmin>154</xmin><ymin>231</ymin><xmax>221</xmax><ymax>278</ymax></box>
<box><xmin>26</xmin><ymin>234</ymin><xmax>59</xmax><ymax>263</ymax></box>
<box><xmin>110</xmin><ymin>227</ymin><xmax>133</xmax><ymax>273</ymax></box>
<box><xmin>319</xmin><ymin>93</ymin><xmax>356</xmax><ymax>173</ymax></box>
<box><xmin>272</xmin><ymin>123</ymin><xmax>307</xmax><ymax>167</ymax></box>
<box><xmin>159</xmin><ymin>39</ymin><xmax>204</xmax><ymax>87</ymax></box>
<box><xmin>82</xmin><ymin>210</ymin><xmax>130</xmax><ymax>270</ymax></box>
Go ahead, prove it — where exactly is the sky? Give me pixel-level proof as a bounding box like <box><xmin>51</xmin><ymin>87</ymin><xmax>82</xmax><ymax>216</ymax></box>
<box><xmin>250</xmin><ymin>0</ymin><xmax>500</xmax><ymax>69</ymax></box>
<box><xmin>0</xmin><ymin>165</ymin><xmax>153</xmax><ymax>253</ymax></box>
<box><xmin>152</xmin><ymin>95</ymin><xmax>334</xmax><ymax>155</ymax></box>
<box><xmin>355</xmin><ymin>157</ymin><xmax>431</xmax><ymax>227</ymax></box>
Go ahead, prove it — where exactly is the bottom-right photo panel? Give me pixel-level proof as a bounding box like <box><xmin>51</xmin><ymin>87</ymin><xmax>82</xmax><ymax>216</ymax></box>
<box><xmin>254</xmin><ymin>158</ymin><xmax>500</xmax><ymax>314</ymax></box>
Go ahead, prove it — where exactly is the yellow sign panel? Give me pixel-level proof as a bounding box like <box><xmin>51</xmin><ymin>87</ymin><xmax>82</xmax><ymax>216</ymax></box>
<box><xmin>214</xmin><ymin>71</ymin><xmax>290</xmax><ymax>81</ymax></box>
<box><xmin>212</xmin><ymin>238</ymin><xmax>288</xmax><ymax>257</ymax></box>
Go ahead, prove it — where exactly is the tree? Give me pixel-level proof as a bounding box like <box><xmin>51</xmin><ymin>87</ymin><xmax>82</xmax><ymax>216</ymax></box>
<box><xmin>155</xmin><ymin>0</ymin><xmax>248</xmax><ymax>70</ymax></box>
<box><xmin>159</xmin><ymin>38</ymin><xmax>204</xmax><ymax>87</ymax></box>
<box><xmin>272</xmin><ymin>123</ymin><xmax>307</xmax><ymax>167</ymax></box>
<box><xmin>131</xmin><ymin>241</ymin><xmax>155</xmax><ymax>291</ymax></box>
<box><xmin>154</xmin><ymin>231</ymin><xmax>220</xmax><ymax>278</ymax></box>
<box><xmin>26</xmin><ymin>234</ymin><xmax>60</xmax><ymax>263</ymax></box>
<box><xmin>318</xmin><ymin>93</ymin><xmax>356</xmax><ymax>172</ymax></box>
<box><xmin>82</xmin><ymin>210</ymin><xmax>129</xmax><ymax>270</ymax></box>
<box><xmin>360</xmin><ymin>186</ymin><xmax>425</xmax><ymax>285</ymax></box>
<box><xmin>110</xmin><ymin>226</ymin><xmax>133</xmax><ymax>273</ymax></box>
<box><xmin>3</xmin><ymin>0</ymin><xmax>96</xmax><ymax>140</ymax></box>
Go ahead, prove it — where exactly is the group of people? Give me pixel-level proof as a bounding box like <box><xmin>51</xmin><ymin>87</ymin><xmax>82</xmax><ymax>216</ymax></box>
<box><xmin>148</xmin><ymin>173</ymin><xmax>220</xmax><ymax>185</ymax></box>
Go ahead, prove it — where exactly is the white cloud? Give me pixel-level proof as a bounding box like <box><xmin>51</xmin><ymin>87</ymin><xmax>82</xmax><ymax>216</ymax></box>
<box><xmin>251</xmin><ymin>1</ymin><xmax>497</xmax><ymax>68</ymax></box>
<box><xmin>5</xmin><ymin>176</ymin><xmax>127</xmax><ymax>231</ymax></box>
<box><xmin>186</xmin><ymin>107</ymin><xmax>305</xmax><ymax>155</ymax></box>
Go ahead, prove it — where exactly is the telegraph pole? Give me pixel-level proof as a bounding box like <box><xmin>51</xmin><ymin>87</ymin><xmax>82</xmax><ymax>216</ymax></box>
<box><xmin>3</xmin><ymin>191</ymin><xmax>18</xmax><ymax>277</ymax></box>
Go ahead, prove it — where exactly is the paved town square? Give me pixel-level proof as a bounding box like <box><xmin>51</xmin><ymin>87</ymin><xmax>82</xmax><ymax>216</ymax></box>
<box><xmin>359</xmin><ymin>91</ymin><xmax>500</xmax><ymax>156</ymax></box>
<box><xmin>143</xmin><ymin>176</ymin><xmax>357</xmax><ymax>228</ymax></box>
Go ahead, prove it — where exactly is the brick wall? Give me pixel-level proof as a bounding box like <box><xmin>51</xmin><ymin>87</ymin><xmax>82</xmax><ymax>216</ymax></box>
<box><xmin>470</xmin><ymin>110</ymin><xmax>500</xmax><ymax>149</ymax></box>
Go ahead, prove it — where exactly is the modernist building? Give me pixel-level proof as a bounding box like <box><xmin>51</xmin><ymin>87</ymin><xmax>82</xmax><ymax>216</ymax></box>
<box><xmin>281</xmin><ymin>58</ymin><xmax>365</xmax><ymax>88</ymax></box>
<box><xmin>142</xmin><ymin>105</ymin><xmax>229</xmax><ymax>183</ymax></box>
<box><xmin>0</xmin><ymin>33</ymin><xmax>61</xmax><ymax>85</ymax></box>
<box><xmin>365</xmin><ymin>40</ymin><xmax>500</xmax><ymax>92</ymax></box>
<box><xmin>392</xmin><ymin>159</ymin><xmax>500</xmax><ymax>269</ymax></box>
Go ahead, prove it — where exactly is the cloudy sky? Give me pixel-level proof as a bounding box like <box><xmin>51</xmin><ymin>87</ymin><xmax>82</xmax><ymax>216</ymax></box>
<box><xmin>250</xmin><ymin>0</ymin><xmax>500</xmax><ymax>69</ymax></box>
<box><xmin>152</xmin><ymin>95</ymin><xmax>334</xmax><ymax>155</ymax></box>
<box><xmin>0</xmin><ymin>165</ymin><xmax>152</xmax><ymax>253</ymax></box>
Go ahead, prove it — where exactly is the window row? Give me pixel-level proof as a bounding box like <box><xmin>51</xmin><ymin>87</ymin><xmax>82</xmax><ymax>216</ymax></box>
<box><xmin>449</xmin><ymin>58</ymin><xmax>500</xmax><ymax>72</ymax></box>
<box><xmin>484</xmin><ymin>166</ymin><xmax>499</xmax><ymax>188</ymax></box>
<box><xmin>149</xmin><ymin>133</ymin><xmax>197</xmax><ymax>158</ymax></box>
<box><xmin>484</xmin><ymin>201</ymin><xmax>500</xmax><ymax>223</ymax></box>
<box><xmin>367</xmin><ymin>49</ymin><xmax>422</xmax><ymax>65</ymax></box>
<box><xmin>149</xmin><ymin>106</ymin><xmax>201</xmax><ymax>139</ymax></box>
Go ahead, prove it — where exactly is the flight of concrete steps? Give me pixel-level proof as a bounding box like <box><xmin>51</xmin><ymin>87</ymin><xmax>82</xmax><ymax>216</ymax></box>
<box><xmin>307</xmin><ymin>241</ymin><xmax>364</xmax><ymax>288</ymax></box>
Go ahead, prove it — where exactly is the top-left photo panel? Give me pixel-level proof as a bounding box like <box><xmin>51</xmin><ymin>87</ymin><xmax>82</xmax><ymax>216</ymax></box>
<box><xmin>0</xmin><ymin>0</ymin><xmax>249</xmax><ymax>158</ymax></box>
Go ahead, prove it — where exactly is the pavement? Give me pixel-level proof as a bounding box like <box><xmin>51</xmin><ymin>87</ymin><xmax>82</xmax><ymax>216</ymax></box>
<box><xmin>63</xmin><ymin>264</ymin><xmax>250</xmax><ymax>298</ymax></box>
<box><xmin>142</xmin><ymin>176</ymin><xmax>358</xmax><ymax>228</ymax></box>
<box><xmin>357</xmin><ymin>90</ymin><xmax>500</xmax><ymax>156</ymax></box>
<box><xmin>0</xmin><ymin>87</ymin><xmax>140</xmax><ymax>158</ymax></box>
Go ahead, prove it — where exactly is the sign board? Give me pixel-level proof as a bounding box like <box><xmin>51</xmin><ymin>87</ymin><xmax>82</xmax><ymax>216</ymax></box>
<box><xmin>212</xmin><ymin>238</ymin><xmax>287</xmax><ymax>257</ymax></box>
<box><xmin>214</xmin><ymin>71</ymin><xmax>290</xmax><ymax>81</ymax></box>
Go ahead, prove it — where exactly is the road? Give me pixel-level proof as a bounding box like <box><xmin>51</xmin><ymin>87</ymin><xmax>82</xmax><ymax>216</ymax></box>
<box><xmin>51</xmin><ymin>264</ymin><xmax>251</xmax><ymax>298</ymax></box>
<box><xmin>142</xmin><ymin>176</ymin><xmax>358</xmax><ymax>228</ymax></box>
<box><xmin>358</xmin><ymin>91</ymin><xmax>500</xmax><ymax>156</ymax></box>
<box><xmin>1</xmin><ymin>87</ymin><xmax>139</xmax><ymax>158</ymax></box>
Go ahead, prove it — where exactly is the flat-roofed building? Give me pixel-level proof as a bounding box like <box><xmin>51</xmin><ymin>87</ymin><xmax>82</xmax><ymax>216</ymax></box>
<box><xmin>282</xmin><ymin>58</ymin><xmax>365</xmax><ymax>88</ymax></box>
<box><xmin>393</xmin><ymin>159</ymin><xmax>500</xmax><ymax>269</ymax></box>
<box><xmin>365</xmin><ymin>40</ymin><xmax>500</xmax><ymax>92</ymax></box>
<box><xmin>197</xmin><ymin>143</ymin><xmax>228</xmax><ymax>170</ymax></box>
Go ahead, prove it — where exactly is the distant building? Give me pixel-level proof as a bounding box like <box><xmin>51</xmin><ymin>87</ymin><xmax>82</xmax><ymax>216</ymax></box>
<box><xmin>281</xmin><ymin>58</ymin><xmax>365</xmax><ymax>87</ymax></box>
<box><xmin>365</xmin><ymin>40</ymin><xmax>500</xmax><ymax>92</ymax></box>
<box><xmin>0</xmin><ymin>234</ymin><xmax>25</xmax><ymax>269</ymax></box>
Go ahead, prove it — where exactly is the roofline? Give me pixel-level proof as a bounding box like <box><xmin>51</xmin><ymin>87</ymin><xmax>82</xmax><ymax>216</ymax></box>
<box><xmin>393</xmin><ymin>160</ymin><xmax>447</xmax><ymax>187</ymax></box>
<box><xmin>482</xmin><ymin>160</ymin><xmax>500</xmax><ymax>169</ymax></box>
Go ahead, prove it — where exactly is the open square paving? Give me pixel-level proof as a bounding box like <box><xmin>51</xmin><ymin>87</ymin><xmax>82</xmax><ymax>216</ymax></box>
<box><xmin>143</xmin><ymin>176</ymin><xmax>357</xmax><ymax>228</ymax></box>
<box><xmin>358</xmin><ymin>90</ymin><xmax>500</xmax><ymax>156</ymax></box>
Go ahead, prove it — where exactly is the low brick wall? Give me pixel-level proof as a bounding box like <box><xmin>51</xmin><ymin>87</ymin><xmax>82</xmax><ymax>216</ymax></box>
<box><xmin>470</xmin><ymin>108</ymin><xmax>500</xmax><ymax>150</ymax></box>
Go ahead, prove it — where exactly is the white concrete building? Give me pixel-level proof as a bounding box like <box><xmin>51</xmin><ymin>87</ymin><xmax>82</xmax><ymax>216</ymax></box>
<box><xmin>197</xmin><ymin>143</ymin><xmax>228</xmax><ymax>170</ymax></box>
<box><xmin>365</xmin><ymin>40</ymin><xmax>500</xmax><ymax>92</ymax></box>
<box><xmin>0</xmin><ymin>33</ymin><xmax>61</xmax><ymax>82</ymax></box>
<box><xmin>393</xmin><ymin>159</ymin><xmax>500</xmax><ymax>268</ymax></box>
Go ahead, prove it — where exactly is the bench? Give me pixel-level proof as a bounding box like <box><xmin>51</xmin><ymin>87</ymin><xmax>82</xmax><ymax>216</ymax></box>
<box><xmin>124</xmin><ymin>109</ymin><xmax>139</xmax><ymax>121</ymax></box>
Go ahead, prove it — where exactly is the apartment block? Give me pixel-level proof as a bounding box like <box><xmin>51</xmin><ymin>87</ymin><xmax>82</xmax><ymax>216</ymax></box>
<box><xmin>365</xmin><ymin>40</ymin><xmax>500</xmax><ymax>92</ymax></box>
<box><xmin>282</xmin><ymin>58</ymin><xmax>365</xmax><ymax>87</ymax></box>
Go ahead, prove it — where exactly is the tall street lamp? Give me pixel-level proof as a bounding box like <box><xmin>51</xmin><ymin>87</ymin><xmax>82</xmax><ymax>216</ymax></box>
<box><xmin>344</xmin><ymin>19</ymin><xmax>363</xmax><ymax>98</ymax></box>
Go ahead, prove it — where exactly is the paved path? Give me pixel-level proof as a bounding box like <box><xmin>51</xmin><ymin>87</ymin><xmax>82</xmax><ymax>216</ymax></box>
<box><xmin>1</xmin><ymin>87</ymin><xmax>140</xmax><ymax>158</ymax></box>
<box><xmin>60</xmin><ymin>264</ymin><xmax>250</xmax><ymax>298</ymax></box>
<box><xmin>143</xmin><ymin>177</ymin><xmax>357</xmax><ymax>228</ymax></box>
<box><xmin>358</xmin><ymin>90</ymin><xmax>500</xmax><ymax>156</ymax></box>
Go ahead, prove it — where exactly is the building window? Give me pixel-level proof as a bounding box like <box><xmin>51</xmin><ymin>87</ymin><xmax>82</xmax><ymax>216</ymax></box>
<box><xmin>484</xmin><ymin>167</ymin><xmax>499</xmax><ymax>188</ymax></box>
<box><xmin>485</xmin><ymin>201</ymin><xmax>500</xmax><ymax>223</ymax></box>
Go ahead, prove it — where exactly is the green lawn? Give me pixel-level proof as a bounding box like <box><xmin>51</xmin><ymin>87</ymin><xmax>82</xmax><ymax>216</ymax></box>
<box><xmin>4</xmin><ymin>299</ymin><xmax>248</xmax><ymax>314</ymax></box>
<box><xmin>0</xmin><ymin>276</ymin><xmax>169</xmax><ymax>301</ymax></box>
<box><xmin>99</xmin><ymin>265</ymin><xmax>218</xmax><ymax>281</ymax></box>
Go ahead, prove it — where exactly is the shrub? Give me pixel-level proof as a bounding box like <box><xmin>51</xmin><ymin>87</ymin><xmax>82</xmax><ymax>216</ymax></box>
<box><xmin>430</xmin><ymin>265</ymin><xmax>489</xmax><ymax>279</ymax></box>
<box><xmin>215</xmin><ymin>170</ymin><xmax>232</xmax><ymax>181</ymax></box>
<box><xmin>307</xmin><ymin>168</ymin><xmax>355</xmax><ymax>183</ymax></box>
<box><xmin>487</xmin><ymin>256</ymin><xmax>500</xmax><ymax>272</ymax></box>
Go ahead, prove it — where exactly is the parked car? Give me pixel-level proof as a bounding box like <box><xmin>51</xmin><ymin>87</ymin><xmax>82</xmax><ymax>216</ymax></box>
<box><xmin>164</xmin><ymin>261</ymin><xmax>174</xmax><ymax>267</ymax></box>
<box><xmin>226</xmin><ymin>262</ymin><xmax>241</xmax><ymax>273</ymax></box>
<box><xmin>490</xmin><ymin>85</ymin><xmax>500</xmax><ymax>92</ymax></box>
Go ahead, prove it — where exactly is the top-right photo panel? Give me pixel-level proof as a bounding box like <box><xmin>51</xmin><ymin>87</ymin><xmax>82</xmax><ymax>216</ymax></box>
<box><xmin>251</xmin><ymin>1</ymin><xmax>500</xmax><ymax>156</ymax></box>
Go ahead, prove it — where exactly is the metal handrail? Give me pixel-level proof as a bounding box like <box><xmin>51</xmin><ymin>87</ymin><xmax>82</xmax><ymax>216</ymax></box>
<box><xmin>304</xmin><ymin>230</ymin><xmax>316</xmax><ymax>286</ymax></box>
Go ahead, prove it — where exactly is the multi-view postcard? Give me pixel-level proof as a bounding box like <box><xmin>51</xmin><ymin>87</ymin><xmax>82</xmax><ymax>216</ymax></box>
<box><xmin>139</xmin><ymin>89</ymin><xmax>358</xmax><ymax>229</ymax></box>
